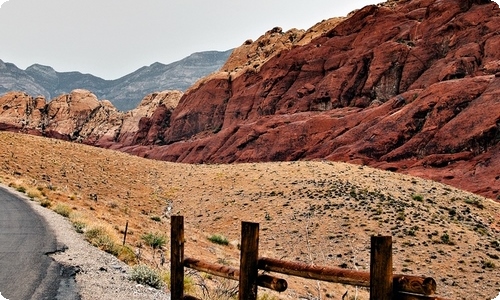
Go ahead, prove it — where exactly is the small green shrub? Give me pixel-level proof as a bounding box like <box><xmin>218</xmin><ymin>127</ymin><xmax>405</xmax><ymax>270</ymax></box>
<box><xmin>407</xmin><ymin>226</ymin><xmax>419</xmax><ymax>236</ymax></box>
<box><xmin>72</xmin><ymin>221</ymin><xmax>86</xmax><ymax>233</ymax></box>
<box><xmin>440</xmin><ymin>232</ymin><xmax>455</xmax><ymax>245</ymax></box>
<box><xmin>464</xmin><ymin>197</ymin><xmax>484</xmax><ymax>209</ymax></box>
<box><xmin>150</xmin><ymin>216</ymin><xmax>161</xmax><ymax>222</ymax></box>
<box><xmin>208</xmin><ymin>234</ymin><xmax>229</xmax><ymax>246</ymax></box>
<box><xmin>53</xmin><ymin>204</ymin><xmax>72</xmax><ymax>218</ymax></box>
<box><xmin>84</xmin><ymin>227</ymin><xmax>119</xmax><ymax>255</ymax></box>
<box><xmin>441</xmin><ymin>233</ymin><xmax>450</xmax><ymax>244</ymax></box>
<box><xmin>117</xmin><ymin>245</ymin><xmax>137</xmax><ymax>265</ymax></box>
<box><xmin>141</xmin><ymin>232</ymin><xmax>167</xmax><ymax>250</ymax></box>
<box><xmin>411</xmin><ymin>194</ymin><xmax>423</xmax><ymax>202</ymax></box>
<box><xmin>130</xmin><ymin>265</ymin><xmax>163</xmax><ymax>289</ymax></box>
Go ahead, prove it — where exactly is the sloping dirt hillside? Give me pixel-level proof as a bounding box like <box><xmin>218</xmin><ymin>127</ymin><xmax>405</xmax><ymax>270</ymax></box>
<box><xmin>1</xmin><ymin>131</ymin><xmax>499</xmax><ymax>299</ymax></box>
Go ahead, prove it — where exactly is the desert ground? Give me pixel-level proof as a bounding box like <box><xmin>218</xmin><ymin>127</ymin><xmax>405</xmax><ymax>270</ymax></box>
<box><xmin>0</xmin><ymin>131</ymin><xmax>499</xmax><ymax>299</ymax></box>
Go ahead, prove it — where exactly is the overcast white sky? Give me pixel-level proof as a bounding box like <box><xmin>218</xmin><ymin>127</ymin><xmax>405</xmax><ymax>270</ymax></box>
<box><xmin>0</xmin><ymin>0</ymin><xmax>498</xmax><ymax>79</ymax></box>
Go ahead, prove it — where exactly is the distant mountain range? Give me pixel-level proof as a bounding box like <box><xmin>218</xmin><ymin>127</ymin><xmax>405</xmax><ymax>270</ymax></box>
<box><xmin>0</xmin><ymin>49</ymin><xmax>232</xmax><ymax>111</ymax></box>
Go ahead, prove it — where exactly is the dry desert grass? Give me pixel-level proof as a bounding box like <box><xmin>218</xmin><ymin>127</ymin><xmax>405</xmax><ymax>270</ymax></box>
<box><xmin>1</xmin><ymin>131</ymin><xmax>499</xmax><ymax>299</ymax></box>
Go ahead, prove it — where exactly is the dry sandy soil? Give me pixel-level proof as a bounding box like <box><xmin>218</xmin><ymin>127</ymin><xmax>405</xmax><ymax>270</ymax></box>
<box><xmin>1</xmin><ymin>131</ymin><xmax>499</xmax><ymax>299</ymax></box>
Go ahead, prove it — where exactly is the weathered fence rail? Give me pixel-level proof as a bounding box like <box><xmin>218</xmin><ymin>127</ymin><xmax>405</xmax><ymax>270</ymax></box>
<box><xmin>170</xmin><ymin>216</ymin><xmax>450</xmax><ymax>300</ymax></box>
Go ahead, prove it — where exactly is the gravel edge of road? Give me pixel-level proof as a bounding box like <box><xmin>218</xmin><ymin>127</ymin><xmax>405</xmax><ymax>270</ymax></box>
<box><xmin>2</xmin><ymin>184</ymin><xmax>171</xmax><ymax>300</ymax></box>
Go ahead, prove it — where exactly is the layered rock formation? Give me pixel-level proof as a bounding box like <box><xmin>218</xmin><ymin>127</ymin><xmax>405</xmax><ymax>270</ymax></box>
<box><xmin>0</xmin><ymin>89</ymin><xmax>182</xmax><ymax>146</ymax></box>
<box><xmin>1</xmin><ymin>0</ymin><xmax>499</xmax><ymax>200</ymax></box>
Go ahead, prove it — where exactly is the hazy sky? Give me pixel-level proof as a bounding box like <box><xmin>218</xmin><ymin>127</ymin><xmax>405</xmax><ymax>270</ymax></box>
<box><xmin>0</xmin><ymin>0</ymin><xmax>498</xmax><ymax>79</ymax></box>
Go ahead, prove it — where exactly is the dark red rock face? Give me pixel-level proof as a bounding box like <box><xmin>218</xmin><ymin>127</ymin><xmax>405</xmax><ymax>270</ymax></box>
<box><xmin>1</xmin><ymin>0</ymin><xmax>499</xmax><ymax>200</ymax></box>
<box><xmin>136</xmin><ymin>0</ymin><xmax>500</xmax><ymax>199</ymax></box>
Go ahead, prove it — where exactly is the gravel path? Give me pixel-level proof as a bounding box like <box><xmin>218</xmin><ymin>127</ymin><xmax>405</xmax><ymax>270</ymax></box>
<box><xmin>5</xmin><ymin>185</ymin><xmax>171</xmax><ymax>300</ymax></box>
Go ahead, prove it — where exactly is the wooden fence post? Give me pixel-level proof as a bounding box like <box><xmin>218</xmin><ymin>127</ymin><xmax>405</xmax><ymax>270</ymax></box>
<box><xmin>122</xmin><ymin>220</ymin><xmax>128</xmax><ymax>246</ymax></box>
<box><xmin>171</xmin><ymin>216</ymin><xmax>185</xmax><ymax>299</ymax></box>
<box><xmin>370</xmin><ymin>235</ymin><xmax>393</xmax><ymax>300</ymax></box>
<box><xmin>239</xmin><ymin>222</ymin><xmax>259</xmax><ymax>300</ymax></box>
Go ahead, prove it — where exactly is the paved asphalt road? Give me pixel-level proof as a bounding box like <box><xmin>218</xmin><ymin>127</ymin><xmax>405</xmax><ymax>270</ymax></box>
<box><xmin>0</xmin><ymin>186</ymin><xmax>78</xmax><ymax>300</ymax></box>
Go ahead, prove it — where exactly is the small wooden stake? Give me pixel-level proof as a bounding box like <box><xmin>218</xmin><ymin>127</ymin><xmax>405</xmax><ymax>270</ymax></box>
<box><xmin>239</xmin><ymin>222</ymin><xmax>259</xmax><ymax>300</ymax></box>
<box><xmin>370</xmin><ymin>235</ymin><xmax>393</xmax><ymax>300</ymax></box>
<box><xmin>122</xmin><ymin>220</ymin><xmax>128</xmax><ymax>246</ymax></box>
<box><xmin>171</xmin><ymin>216</ymin><xmax>185</xmax><ymax>300</ymax></box>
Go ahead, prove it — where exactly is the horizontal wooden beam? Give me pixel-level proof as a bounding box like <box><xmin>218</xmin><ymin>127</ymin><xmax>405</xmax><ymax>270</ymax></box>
<box><xmin>184</xmin><ymin>257</ymin><xmax>287</xmax><ymax>292</ymax></box>
<box><xmin>258</xmin><ymin>256</ymin><xmax>370</xmax><ymax>287</ymax></box>
<box><xmin>258</xmin><ymin>257</ymin><xmax>436</xmax><ymax>295</ymax></box>
<box><xmin>185</xmin><ymin>257</ymin><xmax>239</xmax><ymax>281</ymax></box>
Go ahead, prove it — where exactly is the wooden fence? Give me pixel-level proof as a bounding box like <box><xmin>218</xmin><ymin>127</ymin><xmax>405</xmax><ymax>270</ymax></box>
<box><xmin>170</xmin><ymin>216</ymin><xmax>450</xmax><ymax>300</ymax></box>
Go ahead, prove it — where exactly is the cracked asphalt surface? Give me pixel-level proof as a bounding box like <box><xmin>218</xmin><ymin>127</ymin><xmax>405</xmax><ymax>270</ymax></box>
<box><xmin>0</xmin><ymin>186</ymin><xmax>78</xmax><ymax>300</ymax></box>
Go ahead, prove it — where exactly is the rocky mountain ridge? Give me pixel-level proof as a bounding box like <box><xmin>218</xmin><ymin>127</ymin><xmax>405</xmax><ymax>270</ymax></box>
<box><xmin>0</xmin><ymin>0</ymin><xmax>499</xmax><ymax>200</ymax></box>
<box><xmin>0</xmin><ymin>50</ymin><xmax>231</xmax><ymax>111</ymax></box>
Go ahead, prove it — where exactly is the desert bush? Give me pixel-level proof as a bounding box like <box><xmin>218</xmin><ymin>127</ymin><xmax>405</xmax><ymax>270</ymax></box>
<box><xmin>411</xmin><ymin>194</ymin><xmax>423</xmax><ymax>202</ymax></box>
<box><xmin>72</xmin><ymin>221</ymin><xmax>86</xmax><ymax>233</ymax></box>
<box><xmin>53</xmin><ymin>204</ymin><xmax>72</xmax><ymax>218</ymax></box>
<box><xmin>26</xmin><ymin>188</ymin><xmax>42</xmax><ymax>200</ymax></box>
<box><xmin>440</xmin><ymin>232</ymin><xmax>455</xmax><ymax>245</ymax></box>
<box><xmin>84</xmin><ymin>226</ymin><xmax>119</xmax><ymax>256</ymax></box>
<box><xmin>141</xmin><ymin>232</ymin><xmax>167</xmax><ymax>250</ymax></box>
<box><xmin>130</xmin><ymin>265</ymin><xmax>163</xmax><ymax>289</ymax></box>
<box><xmin>117</xmin><ymin>245</ymin><xmax>137</xmax><ymax>265</ymax></box>
<box><xmin>464</xmin><ymin>197</ymin><xmax>484</xmax><ymax>209</ymax></box>
<box><xmin>208</xmin><ymin>234</ymin><xmax>229</xmax><ymax>246</ymax></box>
<box><xmin>150</xmin><ymin>216</ymin><xmax>161</xmax><ymax>222</ymax></box>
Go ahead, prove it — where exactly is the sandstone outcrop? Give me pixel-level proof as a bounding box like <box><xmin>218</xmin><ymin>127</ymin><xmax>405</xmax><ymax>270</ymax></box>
<box><xmin>0</xmin><ymin>89</ymin><xmax>182</xmax><ymax>146</ymax></box>
<box><xmin>1</xmin><ymin>0</ymin><xmax>499</xmax><ymax>200</ymax></box>
<box><xmin>142</xmin><ymin>0</ymin><xmax>500</xmax><ymax>200</ymax></box>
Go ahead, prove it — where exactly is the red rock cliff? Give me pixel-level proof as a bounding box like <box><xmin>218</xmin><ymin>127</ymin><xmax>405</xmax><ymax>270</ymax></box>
<box><xmin>1</xmin><ymin>0</ymin><xmax>499</xmax><ymax>200</ymax></box>
<box><xmin>134</xmin><ymin>0</ymin><xmax>500</xmax><ymax>199</ymax></box>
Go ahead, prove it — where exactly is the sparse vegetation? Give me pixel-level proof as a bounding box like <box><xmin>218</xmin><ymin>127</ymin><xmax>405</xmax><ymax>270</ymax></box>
<box><xmin>1</xmin><ymin>131</ymin><xmax>499</xmax><ymax>299</ymax></box>
<box><xmin>141</xmin><ymin>232</ymin><xmax>167</xmax><ymax>251</ymax></box>
<box><xmin>208</xmin><ymin>234</ymin><xmax>229</xmax><ymax>246</ymax></box>
<box><xmin>72</xmin><ymin>220</ymin><xmax>86</xmax><ymax>233</ymax></box>
<box><xmin>412</xmin><ymin>194</ymin><xmax>424</xmax><ymax>202</ymax></box>
<box><xmin>53</xmin><ymin>204</ymin><xmax>72</xmax><ymax>217</ymax></box>
<box><xmin>27</xmin><ymin>188</ymin><xmax>42</xmax><ymax>200</ymax></box>
<box><xmin>130</xmin><ymin>264</ymin><xmax>163</xmax><ymax>289</ymax></box>
<box><xmin>84</xmin><ymin>226</ymin><xmax>119</xmax><ymax>256</ymax></box>
<box><xmin>440</xmin><ymin>233</ymin><xmax>455</xmax><ymax>245</ymax></box>
<box><xmin>464</xmin><ymin>196</ymin><xmax>484</xmax><ymax>209</ymax></box>
<box><xmin>150</xmin><ymin>216</ymin><xmax>161</xmax><ymax>222</ymax></box>
<box><xmin>117</xmin><ymin>245</ymin><xmax>137</xmax><ymax>265</ymax></box>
